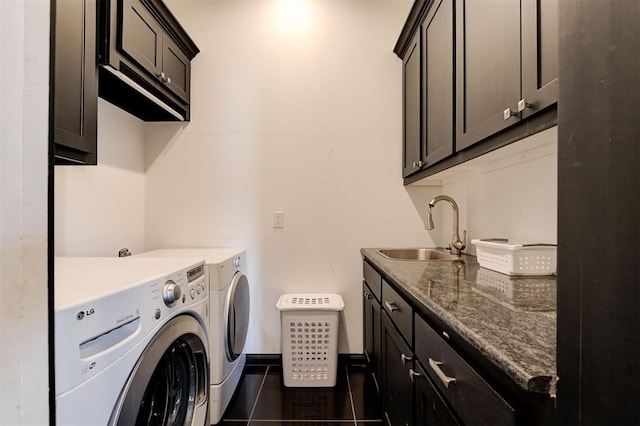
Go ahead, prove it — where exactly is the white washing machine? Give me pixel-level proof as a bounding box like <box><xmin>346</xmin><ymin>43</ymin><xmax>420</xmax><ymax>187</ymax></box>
<box><xmin>55</xmin><ymin>256</ymin><xmax>210</xmax><ymax>426</ymax></box>
<box><xmin>135</xmin><ymin>248</ymin><xmax>250</xmax><ymax>424</ymax></box>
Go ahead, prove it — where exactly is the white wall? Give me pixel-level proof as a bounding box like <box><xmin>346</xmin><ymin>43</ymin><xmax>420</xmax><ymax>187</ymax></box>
<box><xmin>147</xmin><ymin>0</ymin><xmax>432</xmax><ymax>354</ymax></box>
<box><xmin>0</xmin><ymin>1</ymin><xmax>50</xmax><ymax>423</ymax></box>
<box><xmin>55</xmin><ymin>99</ymin><xmax>146</xmax><ymax>256</ymax></box>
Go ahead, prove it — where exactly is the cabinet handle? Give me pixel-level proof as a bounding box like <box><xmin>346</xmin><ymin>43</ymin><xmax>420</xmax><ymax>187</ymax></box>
<box><xmin>384</xmin><ymin>300</ymin><xmax>398</xmax><ymax>313</ymax></box>
<box><xmin>517</xmin><ymin>99</ymin><xmax>533</xmax><ymax>112</ymax></box>
<box><xmin>409</xmin><ymin>368</ymin><xmax>422</xmax><ymax>383</ymax></box>
<box><xmin>156</xmin><ymin>72</ymin><xmax>171</xmax><ymax>84</ymax></box>
<box><xmin>364</xmin><ymin>291</ymin><xmax>372</xmax><ymax>300</ymax></box>
<box><xmin>503</xmin><ymin>107</ymin><xmax>517</xmax><ymax>120</ymax></box>
<box><xmin>428</xmin><ymin>358</ymin><xmax>456</xmax><ymax>388</ymax></box>
<box><xmin>412</xmin><ymin>160</ymin><xmax>424</xmax><ymax>168</ymax></box>
<box><xmin>401</xmin><ymin>353</ymin><xmax>413</xmax><ymax>365</ymax></box>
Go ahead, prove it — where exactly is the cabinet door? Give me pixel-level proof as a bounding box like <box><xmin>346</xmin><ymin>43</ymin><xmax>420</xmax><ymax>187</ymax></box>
<box><xmin>521</xmin><ymin>0</ymin><xmax>558</xmax><ymax>119</ymax></box>
<box><xmin>402</xmin><ymin>32</ymin><xmax>422</xmax><ymax>177</ymax></box>
<box><xmin>422</xmin><ymin>0</ymin><xmax>454</xmax><ymax>167</ymax></box>
<box><xmin>455</xmin><ymin>0</ymin><xmax>521</xmax><ymax>151</ymax></box>
<box><xmin>382</xmin><ymin>313</ymin><xmax>413</xmax><ymax>426</ymax></box>
<box><xmin>363</xmin><ymin>283</ymin><xmax>382</xmax><ymax>392</ymax></box>
<box><xmin>53</xmin><ymin>0</ymin><xmax>97</xmax><ymax>164</ymax></box>
<box><xmin>162</xmin><ymin>34</ymin><xmax>191</xmax><ymax>103</ymax></box>
<box><xmin>120</xmin><ymin>0</ymin><xmax>163</xmax><ymax>79</ymax></box>
<box><xmin>415</xmin><ymin>362</ymin><xmax>460</xmax><ymax>426</ymax></box>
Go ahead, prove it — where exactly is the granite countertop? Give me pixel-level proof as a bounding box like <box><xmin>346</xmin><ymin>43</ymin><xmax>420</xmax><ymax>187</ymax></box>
<box><xmin>361</xmin><ymin>248</ymin><xmax>557</xmax><ymax>395</ymax></box>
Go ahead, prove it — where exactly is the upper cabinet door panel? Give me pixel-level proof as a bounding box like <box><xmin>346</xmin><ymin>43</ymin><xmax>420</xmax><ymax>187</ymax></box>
<box><xmin>120</xmin><ymin>0</ymin><xmax>163</xmax><ymax>78</ymax></box>
<box><xmin>403</xmin><ymin>33</ymin><xmax>422</xmax><ymax>178</ymax></box>
<box><xmin>53</xmin><ymin>0</ymin><xmax>97</xmax><ymax>164</ymax></box>
<box><xmin>456</xmin><ymin>0</ymin><xmax>521</xmax><ymax>151</ymax></box>
<box><xmin>423</xmin><ymin>0</ymin><xmax>454</xmax><ymax>167</ymax></box>
<box><xmin>521</xmin><ymin>0</ymin><xmax>558</xmax><ymax>119</ymax></box>
<box><xmin>162</xmin><ymin>35</ymin><xmax>190</xmax><ymax>102</ymax></box>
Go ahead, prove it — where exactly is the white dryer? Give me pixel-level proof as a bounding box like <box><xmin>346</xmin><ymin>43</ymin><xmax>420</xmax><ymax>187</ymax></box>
<box><xmin>136</xmin><ymin>248</ymin><xmax>250</xmax><ymax>424</ymax></box>
<box><xmin>55</xmin><ymin>256</ymin><xmax>209</xmax><ymax>426</ymax></box>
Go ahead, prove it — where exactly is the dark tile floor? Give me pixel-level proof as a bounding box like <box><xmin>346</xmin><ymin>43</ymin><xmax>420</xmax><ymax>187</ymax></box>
<box><xmin>219</xmin><ymin>362</ymin><xmax>382</xmax><ymax>425</ymax></box>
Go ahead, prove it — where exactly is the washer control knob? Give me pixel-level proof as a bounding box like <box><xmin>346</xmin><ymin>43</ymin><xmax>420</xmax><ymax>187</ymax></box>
<box><xmin>163</xmin><ymin>280</ymin><xmax>181</xmax><ymax>307</ymax></box>
<box><xmin>190</xmin><ymin>288</ymin><xmax>196</xmax><ymax>299</ymax></box>
<box><xmin>234</xmin><ymin>256</ymin><xmax>241</xmax><ymax>268</ymax></box>
<box><xmin>201</xmin><ymin>280</ymin><xmax>206</xmax><ymax>291</ymax></box>
<box><xmin>154</xmin><ymin>309</ymin><xmax>161</xmax><ymax>320</ymax></box>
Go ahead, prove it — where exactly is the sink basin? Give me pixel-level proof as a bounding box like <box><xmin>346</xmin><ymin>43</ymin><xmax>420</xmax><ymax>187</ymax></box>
<box><xmin>377</xmin><ymin>248</ymin><xmax>460</xmax><ymax>261</ymax></box>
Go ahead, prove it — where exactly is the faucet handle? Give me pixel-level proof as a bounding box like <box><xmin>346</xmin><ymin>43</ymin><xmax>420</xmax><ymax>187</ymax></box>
<box><xmin>461</xmin><ymin>230</ymin><xmax>467</xmax><ymax>250</ymax></box>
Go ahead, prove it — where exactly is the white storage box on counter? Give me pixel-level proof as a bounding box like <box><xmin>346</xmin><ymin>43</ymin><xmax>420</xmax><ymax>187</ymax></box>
<box><xmin>471</xmin><ymin>238</ymin><xmax>557</xmax><ymax>276</ymax></box>
<box><xmin>276</xmin><ymin>293</ymin><xmax>344</xmax><ymax>387</ymax></box>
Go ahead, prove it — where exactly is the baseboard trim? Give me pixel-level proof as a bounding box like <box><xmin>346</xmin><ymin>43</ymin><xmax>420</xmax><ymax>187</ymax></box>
<box><xmin>246</xmin><ymin>353</ymin><xmax>368</xmax><ymax>367</ymax></box>
<box><xmin>245</xmin><ymin>354</ymin><xmax>281</xmax><ymax>366</ymax></box>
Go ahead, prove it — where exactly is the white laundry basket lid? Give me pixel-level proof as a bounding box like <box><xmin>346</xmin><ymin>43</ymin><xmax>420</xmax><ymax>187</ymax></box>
<box><xmin>276</xmin><ymin>293</ymin><xmax>344</xmax><ymax>311</ymax></box>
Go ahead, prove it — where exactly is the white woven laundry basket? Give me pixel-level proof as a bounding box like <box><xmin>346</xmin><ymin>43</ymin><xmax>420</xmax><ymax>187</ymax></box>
<box><xmin>276</xmin><ymin>293</ymin><xmax>344</xmax><ymax>387</ymax></box>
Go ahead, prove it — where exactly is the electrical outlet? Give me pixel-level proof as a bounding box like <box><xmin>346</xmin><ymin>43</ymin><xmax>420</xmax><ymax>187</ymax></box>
<box><xmin>273</xmin><ymin>211</ymin><xmax>284</xmax><ymax>228</ymax></box>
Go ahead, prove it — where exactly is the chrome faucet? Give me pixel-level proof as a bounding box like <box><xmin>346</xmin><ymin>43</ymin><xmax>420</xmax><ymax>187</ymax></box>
<box><xmin>426</xmin><ymin>195</ymin><xmax>467</xmax><ymax>256</ymax></box>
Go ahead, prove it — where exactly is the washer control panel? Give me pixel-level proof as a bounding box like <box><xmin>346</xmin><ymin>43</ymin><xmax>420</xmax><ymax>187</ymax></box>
<box><xmin>187</xmin><ymin>263</ymin><xmax>207</xmax><ymax>301</ymax></box>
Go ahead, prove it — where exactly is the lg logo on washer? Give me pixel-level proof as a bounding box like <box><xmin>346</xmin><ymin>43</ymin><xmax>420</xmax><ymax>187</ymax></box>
<box><xmin>76</xmin><ymin>308</ymin><xmax>95</xmax><ymax>320</ymax></box>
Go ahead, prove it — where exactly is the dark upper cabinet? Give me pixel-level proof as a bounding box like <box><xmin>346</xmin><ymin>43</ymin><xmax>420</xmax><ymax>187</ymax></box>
<box><xmin>98</xmin><ymin>0</ymin><xmax>199</xmax><ymax>121</ymax></box>
<box><xmin>402</xmin><ymin>32</ymin><xmax>421</xmax><ymax>177</ymax></box>
<box><xmin>161</xmin><ymin>35</ymin><xmax>191</xmax><ymax>102</ymax></box>
<box><xmin>521</xmin><ymin>0</ymin><xmax>558</xmax><ymax>120</ymax></box>
<box><xmin>395</xmin><ymin>0</ymin><xmax>558</xmax><ymax>181</ymax></box>
<box><xmin>52</xmin><ymin>0</ymin><xmax>98</xmax><ymax>165</ymax></box>
<box><xmin>455</xmin><ymin>0</ymin><xmax>558</xmax><ymax>151</ymax></box>
<box><xmin>120</xmin><ymin>0</ymin><xmax>191</xmax><ymax>103</ymax></box>
<box><xmin>422</xmin><ymin>0</ymin><xmax>454</xmax><ymax>167</ymax></box>
<box><xmin>401</xmin><ymin>0</ymin><xmax>454</xmax><ymax>178</ymax></box>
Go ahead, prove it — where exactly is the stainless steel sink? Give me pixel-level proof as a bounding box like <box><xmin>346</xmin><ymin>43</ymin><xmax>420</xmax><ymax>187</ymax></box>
<box><xmin>376</xmin><ymin>248</ymin><xmax>460</xmax><ymax>261</ymax></box>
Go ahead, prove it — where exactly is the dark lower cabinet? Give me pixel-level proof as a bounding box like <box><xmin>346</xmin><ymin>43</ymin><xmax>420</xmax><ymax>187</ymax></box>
<box><xmin>52</xmin><ymin>0</ymin><xmax>98</xmax><ymax>165</ymax></box>
<box><xmin>363</xmin><ymin>282</ymin><xmax>382</xmax><ymax>391</ymax></box>
<box><xmin>382</xmin><ymin>312</ymin><xmax>414</xmax><ymax>426</ymax></box>
<box><xmin>414</xmin><ymin>362</ymin><xmax>459</xmax><ymax>426</ymax></box>
<box><xmin>362</xmin><ymin>258</ymin><xmax>553</xmax><ymax>425</ymax></box>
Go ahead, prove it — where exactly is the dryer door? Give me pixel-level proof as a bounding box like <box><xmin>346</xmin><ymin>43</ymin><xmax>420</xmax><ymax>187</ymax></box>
<box><xmin>224</xmin><ymin>272</ymin><xmax>250</xmax><ymax>361</ymax></box>
<box><xmin>110</xmin><ymin>315</ymin><xmax>208</xmax><ymax>426</ymax></box>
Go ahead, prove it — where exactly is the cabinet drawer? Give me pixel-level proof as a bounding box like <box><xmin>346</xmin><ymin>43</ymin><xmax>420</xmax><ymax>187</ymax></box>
<box><xmin>415</xmin><ymin>315</ymin><xmax>516</xmax><ymax>425</ymax></box>
<box><xmin>382</xmin><ymin>280</ymin><xmax>413</xmax><ymax>345</ymax></box>
<box><xmin>363</xmin><ymin>261</ymin><xmax>382</xmax><ymax>302</ymax></box>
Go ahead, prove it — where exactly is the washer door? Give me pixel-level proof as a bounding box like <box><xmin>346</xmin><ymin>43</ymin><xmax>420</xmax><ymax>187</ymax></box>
<box><xmin>110</xmin><ymin>315</ymin><xmax>208</xmax><ymax>426</ymax></box>
<box><xmin>224</xmin><ymin>272</ymin><xmax>250</xmax><ymax>361</ymax></box>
